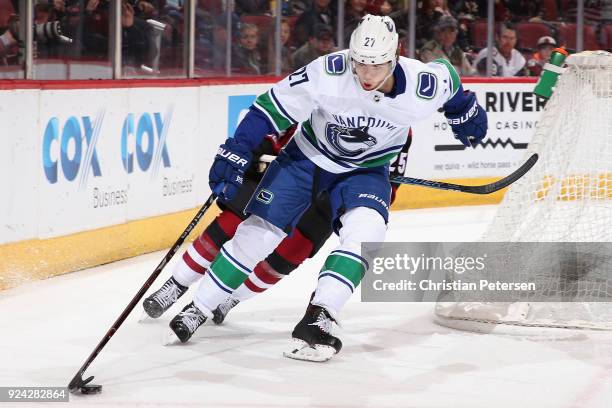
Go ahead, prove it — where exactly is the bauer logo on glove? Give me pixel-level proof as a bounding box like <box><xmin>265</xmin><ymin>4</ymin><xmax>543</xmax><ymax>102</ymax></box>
<box><xmin>446</xmin><ymin>100</ymin><xmax>479</xmax><ymax>126</ymax></box>
<box><xmin>217</xmin><ymin>147</ymin><xmax>249</xmax><ymax>167</ymax></box>
<box><xmin>443</xmin><ymin>87</ymin><xmax>488</xmax><ymax>148</ymax></box>
<box><xmin>209</xmin><ymin>139</ymin><xmax>252</xmax><ymax>201</ymax></box>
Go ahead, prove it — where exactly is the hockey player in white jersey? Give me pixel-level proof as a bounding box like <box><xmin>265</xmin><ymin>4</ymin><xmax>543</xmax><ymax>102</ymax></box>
<box><xmin>167</xmin><ymin>14</ymin><xmax>488</xmax><ymax>361</ymax></box>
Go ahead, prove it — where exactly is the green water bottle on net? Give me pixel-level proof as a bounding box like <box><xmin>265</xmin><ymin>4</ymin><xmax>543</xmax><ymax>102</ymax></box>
<box><xmin>534</xmin><ymin>47</ymin><xmax>569</xmax><ymax>99</ymax></box>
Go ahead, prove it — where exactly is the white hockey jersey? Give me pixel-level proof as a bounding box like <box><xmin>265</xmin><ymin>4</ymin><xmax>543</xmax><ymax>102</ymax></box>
<box><xmin>253</xmin><ymin>50</ymin><xmax>461</xmax><ymax>173</ymax></box>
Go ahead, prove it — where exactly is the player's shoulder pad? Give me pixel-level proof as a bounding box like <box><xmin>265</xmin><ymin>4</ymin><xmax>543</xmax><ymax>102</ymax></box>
<box><xmin>428</xmin><ymin>58</ymin><xmax>460</xmax><ymax>97</ymax></box>
<box><xmin>325</xmin><ymin>53</ymin><xmax>347</xmax><ymax>75</ymax></box>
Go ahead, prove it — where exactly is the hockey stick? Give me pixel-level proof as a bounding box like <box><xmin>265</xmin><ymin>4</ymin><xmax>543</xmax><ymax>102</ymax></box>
<box><xmin>67</xmin><ymin>193</ymin><xmax>217</xmax><ymax>395</ymax></box>
<box><xmin>389</xmin><ymin>153</ymin><xmax>538</xmax><ymax>194</ymax></box>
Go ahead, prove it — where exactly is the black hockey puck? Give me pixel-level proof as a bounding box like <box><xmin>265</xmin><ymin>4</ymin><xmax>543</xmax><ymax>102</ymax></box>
<box><xmin>80</xmin><ymin>384</ymin><xmax>102</xmax><ymax>394</ymax></box>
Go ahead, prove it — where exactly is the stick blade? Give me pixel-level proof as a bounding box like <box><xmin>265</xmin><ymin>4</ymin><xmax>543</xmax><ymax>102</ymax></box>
<box><xmin>68</xmin><ymin>374</ymin><xmax>103</xmax><ymax>395</ymax></box>
<box><xmin>388</xmin><ymin>153</ymin><xmax>539</xmax><ymax>195</ymax></box>
<box><xmin>478</xmin><ymin>153</ymin><xmax>539</xmax><ymax>194</ymax></box>
<box><xmin>79</xmin><ymin>384</ymin><xmax>103</xmax><ymax>395</ymax></box>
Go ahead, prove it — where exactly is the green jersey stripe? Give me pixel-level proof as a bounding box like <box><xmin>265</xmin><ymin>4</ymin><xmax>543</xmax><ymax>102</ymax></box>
<box><xmin>432</xmin><ymin>58</ymin><xmax>461</xmax><ymax>97</ymax></box>
<box><xmin>301</xmin><ymin>120</ymin><xmax>317</xmax><ymax>144</ymax></box>
<box><xmin>254</xmin><ymin>91</ymin><xmax>293</xmax><ymax>131</ymax></box>
<box><xmin>359</xmin><ymin>151</ymin><xmax>399</xmax><ymax>168</ymax></box>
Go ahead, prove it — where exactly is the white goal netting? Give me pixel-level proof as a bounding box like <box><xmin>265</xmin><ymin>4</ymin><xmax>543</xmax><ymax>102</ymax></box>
<box><xmin>435</xmin><ymin>51</ymin><xmax>612</xmax><ymax>333</ymax></box>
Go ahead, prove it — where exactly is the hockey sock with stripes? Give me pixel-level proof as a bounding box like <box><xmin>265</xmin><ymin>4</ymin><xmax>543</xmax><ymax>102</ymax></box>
<box><xmin>172</xmin><ymin>210</ymin><xmax>242</xmax><ymax>287</ymax></box>
<box><xmin>194</xmin><ymin>215</ymin><xmax>286</xmax><ymax>313</ymax></box>
<box><xmin>232</xmin><ymin>227</ymin><xmax>315</xmax><ymax>301</ymax></box>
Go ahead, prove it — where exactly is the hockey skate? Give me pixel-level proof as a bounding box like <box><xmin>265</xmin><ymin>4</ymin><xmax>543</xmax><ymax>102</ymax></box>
<box><xmin>163</xmin><ymin>302</ymin><xmax>207</xmax><ymax>345</ymax></box>
<box><xmin>212</xmin><ymin>296</ymin><xmax>240</xmax><ymax>325</ymax></box>
<box><xmin>142</xmin><ymin>277</ymin><xmax>188</xmax><ymax>319</ymax></box>
<box><xmin>284</xmin><ymin>304</ymin><xmax>342</xmax><ymax>362</ymax></box>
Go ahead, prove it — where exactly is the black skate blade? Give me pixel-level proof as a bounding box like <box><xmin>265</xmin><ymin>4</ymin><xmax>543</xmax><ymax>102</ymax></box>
<box><xmin>283</xmin><ymin>339</ymin><xmax>337</xmax><ymax>362</ymax></box>
<box><xmin>162</xmin><ymin>329</ymin><xmax>183</xmax><ymax>346</ymax></box>
<box><xmin>138</xmin><ymin>310</ymin><xmax>155</xmax><ymax>323</ymax></box>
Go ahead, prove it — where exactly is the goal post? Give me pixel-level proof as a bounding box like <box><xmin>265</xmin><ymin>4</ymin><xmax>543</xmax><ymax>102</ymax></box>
<box><xmin>434</xmin><ymin>51</ymin><xmax>612</xmax><ymax>333</ymax></box>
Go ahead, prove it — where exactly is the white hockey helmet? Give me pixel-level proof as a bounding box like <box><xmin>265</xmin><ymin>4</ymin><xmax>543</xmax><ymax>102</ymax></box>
<box><xmin>349</xmin><ymin>14</ymin><xmax>399</xmax><ymax>65</ymax></box>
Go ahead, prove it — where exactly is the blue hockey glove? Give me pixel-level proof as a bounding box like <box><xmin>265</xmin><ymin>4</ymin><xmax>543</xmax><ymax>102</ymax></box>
<box><xmin>209</xmin><ymin>138</ymin><xmax>252</xmax><ymax>201</ymax></box>
<box><xmin>443</xmin><ymin>90</ymin><xmax>488</xmax><ymax>147</ymax></box>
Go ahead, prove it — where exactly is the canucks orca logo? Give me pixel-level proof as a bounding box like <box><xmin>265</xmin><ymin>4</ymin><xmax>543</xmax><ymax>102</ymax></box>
<box><xmin>325</xmin><ymin>123</ymin><xmax>377</xmax><ymax>157</ymax></box>
<box><xmin>384</xmin><ymin>20</ymin><xmax>394</xmax><ymax>32</ymax></box>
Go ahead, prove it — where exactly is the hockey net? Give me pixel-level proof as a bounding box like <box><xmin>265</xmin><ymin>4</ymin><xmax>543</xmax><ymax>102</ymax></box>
<box><xmin>435</xmin><ymin>51</ymin><xmax>612</xmax><ymax>333</ymax></box>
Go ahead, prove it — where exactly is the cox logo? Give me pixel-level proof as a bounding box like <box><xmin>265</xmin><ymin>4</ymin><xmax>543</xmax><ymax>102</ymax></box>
<box><xmin>42</xmin><ymin>111</ymin><xmax>104</xmax><ymax>189</ymax></box>
<box><xmin>121</xmin><ymin>108</ymin><xmax>173</xmax><ymax>178</ymax></box>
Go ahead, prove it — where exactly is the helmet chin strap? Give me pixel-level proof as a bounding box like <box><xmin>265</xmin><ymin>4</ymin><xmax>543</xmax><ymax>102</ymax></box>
<box><xmin>351</xmin><ymin>58</ymin><xmax>397</xmax><ymax>93</ymax></box>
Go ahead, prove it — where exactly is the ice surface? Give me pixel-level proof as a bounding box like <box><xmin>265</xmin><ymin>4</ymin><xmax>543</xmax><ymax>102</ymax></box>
<box><xmin>1</xmin><ymin>206</ymin><xmax>611</xmax><ymax>407</ymax></box>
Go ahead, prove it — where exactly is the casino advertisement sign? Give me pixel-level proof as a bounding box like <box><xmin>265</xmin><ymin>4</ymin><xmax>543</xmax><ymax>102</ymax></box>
<box><xmin>407</xmin><ymin>80</ymin><xmax>543</xmax><ymax>179</ymax></box>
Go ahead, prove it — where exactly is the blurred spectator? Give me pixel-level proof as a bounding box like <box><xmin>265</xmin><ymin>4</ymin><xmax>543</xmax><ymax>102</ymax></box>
<box><xmin>122</xmin><ymin>0</ymin><xmax>152</xmax><ymax>69</ymax></box>
<box><xmin>292</xmin><ymin>23</ymin><xmax>335</xmax><ymax>69</ymax></box>
<box><xmin>414</xmin><ymin>0</ymin><xmax>452</xmax><ymax>50</ymax></box>
<box><xmin>603</xmin><ymin>1</ymin><xmax>612</xmax><ymax>22</ymax></box>
<box><xmin>420</xmin><ymin>15</ymin><xmax>475</xmax><ymax>75</ymax></box>
<box><xmin>34</xmin><ymin>2</ymin><xmax>53</xmax><ymax>24</ymax></box>
<box><xmin>232</xmin><ymin>22</ymin><xmax>261</xmax><ymax>74</ymax></box>
<box><xmin>262</xmin><ymin>16</ymin><xmax>296</xmax><ymax>73</ymax></box>
<box><xmin>0</xmin><ymin>22</ymin><xmax>16</xmax><ymax>61</ymax></box>
<box><xmin>457</xmin><ymin>0</ymin><xmax>514</xmax><ymax>22</ymax></box>
<box><xmin>53</xmin><ymin>0</ymin><xmax>65</xmax><ymax>12</ymax></box>
<box><xmin>504</xmin><ymin>0</ymin><xmax>542</xmax><ymax>22</ymax></box>
<box><xmin>449</xmin><ymin>0</ymin><xmax>480</xmax><ymax>19</ymax></box>
<box><xmin>0</xmin><ymin>32</ymin><xmax>14</xmax><ymax>59</ymax></box>
<box><xmin>365</xmin><ymin>0</ymin><xmax>397</xmax><ymax>16</ymax></box>
<box><xmin>80</xmin><ymin>0</ymin><xmax>111</xmax><ymax>57</ymax></box>
<box><xmin>455</xmin><ymin>10</ymin><xmax>475</xmax><ymax>52</ymax></box>
<box><xmin>449</xmin><ymin>1</ymin><xmax>480</xmax><ymax>51</ymax></box>
<box><xmin>0</xmin><ymin>0</ymin><xmax>15</xmax><ymax>24</ymax></box>
<box><xmin>157</xmin><ymin>1</ymin><xmax>185</xmax><ymax>73</ymax></box>
<box><xmin>127</xmin><ymin>0</ymin><xmax>160</xmax><ymax>19</ymax></box>
<box><xmin>35</xmin><ymin>0</ymin><xmax>70</xmax><ymax>22</ymax></box>
<box><xmin>30</xmin><ymin>0</ymin><xmax>110</xmax><ymax>60</ymax></box>
<box><xmin>565</xmin><ymin>0</ymin><xmax>605</xmax><ymax>24</ymax></box>
<box><xmin>195</xmin><ymin>0</ymin><xmax>240</xmax><ymax>72</ymax></box>
<box><xmin>289</xmin><ymin>0</ymin><xmax>310</xmax><ymax>16</ymax></box>
<box><xmin>391</xmin><ymin>0</ymin><xmax>452</xmax><ymax>52</ymax></box>
<box><xmin>278</xmin><ymin>17</ymin><xmax>295</xmax><ymax>72</ymax></box>
<box><xmin>0</xmin><ymin>29</ymin><xmax>16</xmax><ymax>59</ymax></box>
<box><xmin>344</xmin><ymin>0</ymin><xmax>368</xmax><ymax>44</ymax></box>
<box><xmin>0</xmin><ymin>0</ymin><xmax>16</xmax><ymax>61</ymax></box>
<box><xmin>381</xmin><ymin>0</ymin><xmax>395</xmax><ymax>15</ymax></box>
<box><xmin>493</xmin><ymin>0</ymin><xmax>510</xmax><ymax>22</ymax></box>
<box><xmin>293</xmin><ymin>0</ymin><xmax>336</xmax><ymax>46</ymax></box>
<box><xmin>34</xmin><ymin>1</ymin><xmax>60</xmax><ymax>58</ymax></box>
<box><xmin>235</xmin><ymin>0</ymin><xmax>269</xmax><ymax>15</ymax></box>
<box><xmin>195</xmin><ymin>0</ymin><xmax>230</xmax><ymax>69</ymax></box>
<box><xmin>195</xmin><ymin>0</ymin><xmax>216</xmax><ymax>69</ymax></box>
<box><xmin>474</xmin><ymin>23</ymin><xmax>526</xmax><ymax>76</ymax></box>
<box><xmin>526</xmin><ymin>35</ymin><xmax>556</xmax><ymax>76</ymax></box>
